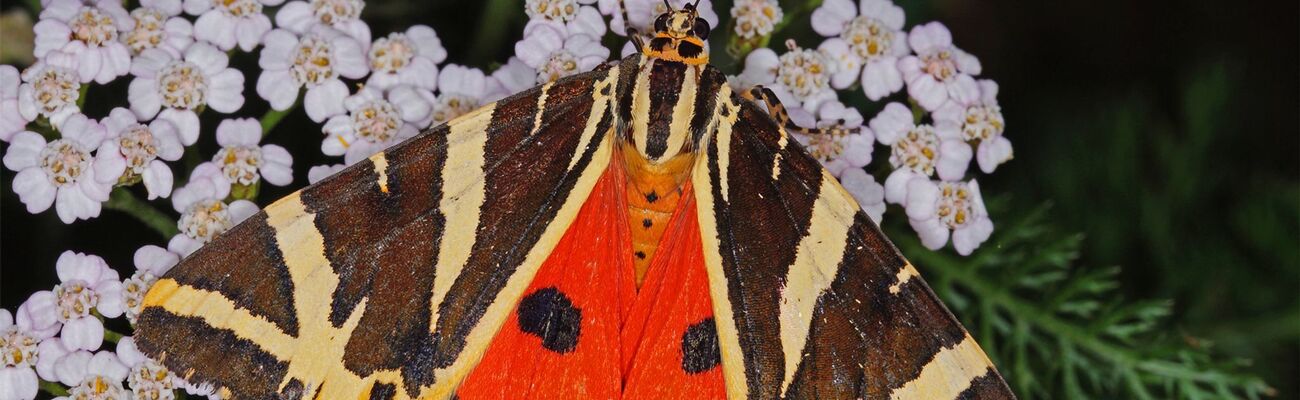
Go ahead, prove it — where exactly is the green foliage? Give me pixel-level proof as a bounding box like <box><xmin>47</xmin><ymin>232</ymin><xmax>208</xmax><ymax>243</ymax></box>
<box><xmin>882</xmin><ymin>204</ymin><xmax>1275</xmax><ymax>399</ymax></box>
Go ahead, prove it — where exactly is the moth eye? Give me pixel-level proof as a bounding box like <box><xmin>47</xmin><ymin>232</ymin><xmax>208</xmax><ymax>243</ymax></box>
<box><xmin>693</xmin><ymin>18</ymin><xmax>710</xmax><ymax>40</ymax></box>
<box><xmin>654</xmin><ymin>14</ymin><xmax>669</xmax><ymax>33</ymax></box>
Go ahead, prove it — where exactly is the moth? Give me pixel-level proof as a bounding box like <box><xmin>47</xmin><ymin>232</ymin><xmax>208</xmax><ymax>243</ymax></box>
<box><xmin>135</xmin><ymin>3</ymin><xmax>1015</xmax><ymax>399</ymax></box>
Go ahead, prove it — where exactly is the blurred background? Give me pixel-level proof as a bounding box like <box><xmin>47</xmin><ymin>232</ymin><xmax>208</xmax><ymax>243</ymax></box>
<box><xmin>2</xmin><ymin>0</ymin><xmax>1296</xmax><ymax>397</ymax></box>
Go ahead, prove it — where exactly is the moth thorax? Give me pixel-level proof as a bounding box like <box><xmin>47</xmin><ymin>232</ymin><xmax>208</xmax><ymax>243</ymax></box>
<box><xmin>627</xmin><ymin>59</ymin><xmax>708</xmax><ymax>166</ymax></box>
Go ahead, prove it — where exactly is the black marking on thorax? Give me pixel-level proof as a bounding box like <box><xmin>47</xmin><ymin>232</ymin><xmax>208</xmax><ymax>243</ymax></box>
<box><xmin>644</xmin><ymin>60</ymin><xmax>688</xmax><ymax>159</ymax></box>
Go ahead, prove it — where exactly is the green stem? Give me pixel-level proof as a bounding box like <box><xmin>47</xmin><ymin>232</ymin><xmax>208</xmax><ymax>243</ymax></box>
<box><xmin>24</xmin><ymin>0</ymin><xmax>40</xmax><ymax>16</ymax></box>
<box><xmin>103</xmin><ymin>328</ymin><xmax>125</xmax><ymax>344</ymax></box>
<box><xmin>105</xmin><ymin>188</ymin><xmax>178</xmax><ymax>238</ymax></box>
<box><xmin>40</xmin><ymin>380</ymin><xmax>69</xmax><ymax>397</ymax></box>
<box><xmin>260</xmin><ymin>97</ymin><xmax>298</xmax><ymax>137</ymax></box>
<box><xmin>909</xmin><ymin>247</ymin><xmax>1275</xmax><ymax>394</ymax></box>
<box><xmin>76</xmin><ymin>84</ymin><xmax>89</xmax><ymax>108</ymax></box>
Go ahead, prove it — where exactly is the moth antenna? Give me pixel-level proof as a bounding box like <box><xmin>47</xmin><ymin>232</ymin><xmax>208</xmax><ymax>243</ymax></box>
<box><xmin>692</xmin><ymin>0</ymin><xmax>702</xmax><ymax>8</ymax></box>
<box><xmin>663</xmin><ymin>0</ymin><xmax>673</xmax><ymax>11</ymax></box>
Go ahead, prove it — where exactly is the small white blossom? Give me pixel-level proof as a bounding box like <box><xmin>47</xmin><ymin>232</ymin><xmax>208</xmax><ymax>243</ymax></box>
<box><xmin>212</xmin><ymin>118</ymin><xmax>294</xmax><ymax>186</ymax></box>
<box><xmin>730</xmin><ymin>0</ymin><xmax>782</xmax><ymax>39</ymax></box>
<box><xmin>839</xmin><ymin>168</ymin><xmax>885</xmax><ymax>223</ymax></box>
<box><xmin>117</xmin><ymin>337</ymin><xmax>182</xmax><ymax>399</ymax></box>
<box><xmin>0</xmin><ymin>65</ymin><xmax>28</xmax><ymax>142</ymax></box>
<box><xmin>95</xmin><ymin>108</ymin><xmax>183</xmax><ymax>200</ymax></box>
<box><xmin>52</xmin><ymin>350</ymin><xmax>129</xmax><ymax>398</ymax></box>
<box><xmin>4</xmin><ymin>114</ymin><xmax>116</xmax><ymax>223</ymax></box>
<box><xmin>365</xmin><ymin>25</ymin><xmax>446</xmax><ymax>92</ymax></box>
<box><xmin>516</xmin><ymin>22</ymin><xmax>609</xmax><ymax>85</ymax></box>
<box><xmin>897</xmin><ymin>22</ymin><xmax>981</xmax><ymax>111</ymax></box>
<box><xmin>811</xmin><ymin>0</ymin><xmax>908</xmax><ymax>100</ymax></box>
<box><xmin>121</xmin><ymin>245</ymin><xmax>180</xmax><ymax>323</ymax></box>
<box><xmin>35</xmin><ymin>0</ymin><xmax>134</xmax><ymax>84</ymax></box>
<box><xmin>15</xmin><ymin>252</ymin><xmax>123</xmax><ymax>353</ymax></box>
<box><xmin>525</xmin><ymin>0</ymin><xmax>606</xmax><ymax>37</ymax></box>
<box><xmin>487</xmin><ymin>56</ymin><xmax>539</xmax><ymax>102</ymax></box>
<box><xmin>183</xmin><ymin>0</ymin><xmax>277</xmax><ymax>51</ymax></box>
<box><xmin>736</xmin><ymin>44</ymin><xmax>837</xmax><ymax>114</ymax></box>
<box><xmin>933</xmin><ymin>79</ymin><xmax>1011</xmax><ymax>173</ymax></box>
<box><xmin>129</xmin><ymin>43</ymin><xmax>245</xmax><ymax>145</ymax></box>
<box><xmin>307</xmin><ymin>163</ymin><xmax>345</xmax><ymax>184</ymax></box>
<box><xmin>16</xmin><ymin>62</ymin><xmax>81</xmax><ymax>129</ymax></box>
<box><xmin>906</xmin><ymin>178</ymin><xmax>992</xmax><ymax>255</ymax></box>
<box><xmin>871</xmin><ymin>102</ymin><xmax>971</xmax><ymax>203</ymax></box>
<box><xmin>257</xmin><ymin>27</ymin><xmax>369</xmax><ymax>122</ymax></box>
<box><xmin>0</xmin><ymin>309</ymin><xmax>49</xmax><ymax>400</ymax></box>
<box><xmin>322</xmin><ymin>87</ymin><xmax>428</xmax><ymax>165</ymax></box>
<box><xmin>423</xmin><ymin>64</ymin><xmax>491</xmax><ymax>127</ymax></box>
<box><xmin>275</xmin><ymin>0</ymin><xmax>371</xmax><ymax>45</ymax></box>
<box><xmin>168</xmin><ymin>164</ymin><xmax>258</xmax><ymax>256</ymax></box>
<box><xmin>123</xmin><ymin>0</ymin><xmax>194</xmax><ymax>58</ymax></box>
<box><xmin>791</xmin><ymin>101</ymin><xmax>873</xmax><ymax>177</ymax></box>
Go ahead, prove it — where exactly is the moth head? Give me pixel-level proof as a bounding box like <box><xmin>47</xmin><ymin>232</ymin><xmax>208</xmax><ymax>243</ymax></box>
<box><xmin>644</xmin><ymin>1</ymin><xmax>710</xmax><ymax>65</ymax></box>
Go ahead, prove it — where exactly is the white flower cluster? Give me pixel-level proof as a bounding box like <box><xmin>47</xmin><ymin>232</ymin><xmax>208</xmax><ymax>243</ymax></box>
<box><xmin>730</xmin><ymin>0</ymin><xmax>1012</xmax><ymax>255</ymax></box>
<box><xmin>0</xmin><ymin>0</ymin><xmax>1013</xmax><ymax>395</ymax></box>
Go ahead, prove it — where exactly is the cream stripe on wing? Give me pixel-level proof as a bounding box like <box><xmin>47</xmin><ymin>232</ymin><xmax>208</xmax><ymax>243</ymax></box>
<box><xmin>426</xmin><ymin>104</ymin><xmax>497</xmax><ymax>334</ymax></box>
<box><xmin>143</xmin><ymin>279</ymin><xmax>298</xmax><ymax>359</ymax></box>
<box><xmin>630</xmin><ymin>58</ymin><xmax>653</xmax><ymax>157</ymax></box>
<box><xmin>423</xmin><ymin>69</ymin><xmax>621</xmax><ymax>399</ymax></box>
<box><xmin>531</xmin><ymin>82</ymin><xmax>554</xmax><ymax>136</ymax></box>
<box><xmin>889</xmin><ymin>262</ymin><xmax>921</xmax><ymax>295</ymax></box>
<box><xmin>263</xmin><ymin>194</ymin><xmax>374</xmax><ymax>399</ymax></box>
<box><xmin>888</xmin><ymin>335</ymin><xmax>996</xmax><ymax>400</ymax></box>
<box><xmin>777</xmin><ymin>170</ymin><xmax>860</xmax><ymax>395</ymax></box>
<box><xmin>692</xmin><ymin>87</ymin><xmax>750</xmax><ymax>400</ymax></box>
<box><xmin>371</xmin><ymin>152</ymin><xmax>390</xmax><ymax>193</ymax></box>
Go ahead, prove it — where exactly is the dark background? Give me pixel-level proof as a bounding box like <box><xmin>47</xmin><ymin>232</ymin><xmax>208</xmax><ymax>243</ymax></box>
<box><xmin>2</xmin><ymin>0</ymin><xmax>1296</xmax><ymax>397</ymax></box>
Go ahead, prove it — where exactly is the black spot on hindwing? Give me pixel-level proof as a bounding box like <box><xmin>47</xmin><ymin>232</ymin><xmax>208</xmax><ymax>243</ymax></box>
<box><xmin>681</xmin><ymin>318</ymin><xmax>721</xmax><ymax>374</ymax></box>
<box><xmin>517</xmin><ymin>287</ymin><xmax>583</xmax><ymax>354</ymax></box>
<box><xmin>368</xmin><ymin>382</ymin><xmax>397</xmax><ymax>400</ymax></box>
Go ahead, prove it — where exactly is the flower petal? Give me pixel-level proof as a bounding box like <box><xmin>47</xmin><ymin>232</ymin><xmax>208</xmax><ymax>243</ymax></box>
<box><xmin>256</xmin><ymin>69</ymin><xmax>300</xmax><ymax>111</ymax></box>
<box><xmin>304</xmin><ymin>79</ymin><xmax>348</xmax><ymax>122</ymax></box>
<box><xmin>60</xmin><ymin>317</ymin><xmax>105</xmax><ymax>351</ymax></box>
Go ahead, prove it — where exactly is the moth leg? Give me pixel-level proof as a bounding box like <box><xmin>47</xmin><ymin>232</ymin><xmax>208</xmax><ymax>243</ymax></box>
<box><xmin>742</xmin><ymin>86</ymin><xmax>859</xmax><ymax>137</ymax></box>
<box><xmin>621</xmin><ymin>0</ymin><xmax>646</xmax><ymax>52</ymax></box>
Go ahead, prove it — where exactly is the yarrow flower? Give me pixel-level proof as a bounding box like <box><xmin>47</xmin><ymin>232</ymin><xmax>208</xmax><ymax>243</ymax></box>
<box><xmin>34</xmin><ymin>0</ymin><xmax>134</xmax><ymax>84</ymax></box>
<box><xmin>736</xmin><ymin>43</ymin><xmax>838</xmax><ymax>114</ymax></box>
<box><xmin>16</xmin><ymin>61</ymin><xmax>81</xmax><ymax>129</ymax></box>
<box><xmin>524</xmin><ymin>0</ymin><xmax>606</xmax><ymax>37</ymax></box>
<box><xmin>307</xmin><ymin>163</ymin><xmax>345</xmax><ymax>184</ymax></box>
<box><xmin>95</xmin><ymin>107</ymin><xmax>183</xmax><ymax>200</ymax></box>
<box><xmin>129</xmin><ymin>43</ymin><xmax>246</xmax><ymax>145</ymax></box>
<box><xmin>121</xmin><ymin>246</ymin><xmax>180</xmax><ymax>324</ymax></box>
<box><xmin>423</xmin><ymin>64</ymin><xmax>491</xmax><ymax>127</ymax></box>
<box><xmin>0</xmin><ymin>309</ymin><xmax>51</xmax><ymax>400</ymax></box>
<box><xmin>898</xmin><ymin>22</ymin><xmax>981</xmax><ymax>111</ymax></box>
<box><xmin>730</xmin><ymin>0</ymin><xmax>782</xmax><ymax>40</ymax></box>
<box><xmin>123</xmin><ymin>0</ymin><xmax>194</xmax><ymax>58</ymax></box>
<box><xmin>210</xmin><ymin>118</ymin><xmax>294</xmax><ymax>187</ymax></box>
<box><xmin>905</xmin><ymin>178</ymin><xmax>992</xmax><ymax>255</ymax></box>
<box><xmin>933</xmin><ymin>79</ymin><xmax>1011</xmax><ymax>173</ymax></box>
<box><xmin>811</xmin><ymin>0</ymin><xmax>909</xmax><ymax>100</ymax></box>
<box><xmin>17</xmin><ymin>252</ymin><xmax>124</xmax><ymax>353</ymax></box>
<box><xmin>487</xmin><ymin>57</ymin><xmax>539</xmax><ymax>102</ymax></box>
<box><xmin>871</xmin><ymin>102</ymin><xmax>971</xmax><ymax>203</ymax></box>
<box><xmin>276</xmin><ymin>0</ymin><xmax>372</xmax><ymax>45</ymax></box>
<box><xmin>116</xmin><ymin>337</ymin><xmax>182</xmax><ymax>399</ymax></box>
<box><xmin>4</xmin><ymin>114</ymin><xmax>116</xmax><ymax>223</ymax></box>
<box><xmin>183</xmin><ymin>0</ymin><xmax>278</xmax><ymax>51</ymax></box>
<box><xmin>323</xmin><ymin>87</ymin><xmax>428</xmax><ymax>165</ymax></box>
<box><xmin>791</xmin><ymin>100</ymin><xmax>874</xmax><ymax>177</ymax></box>
<box><xmin>168</xmin><ymin>163</ymin><xmax>258</xmax><ymax>256</ymax></box>
<box><xmin>50</xmin><ymin>349</ymin><xmax>129</xmax><ymax>398</ymax></box>
<box><xmin>839</xmin><ymin>168</ymin><xmax>885</xmax><ymax>223</ymax></box>
<box><xmin>0</xmin><ymin>65</ymin><xmax>27</xmax><ymax>142</ymax></box>
<box><xmin>365</xmin><ymin>25</ymin><xmax>447</xmax><ymax>92</ymax></box>
<box><xmin>516</xmin><ymin>22</ymin><xmax>610</xmax><ymax>85</ymax></box>
<box><xmin>258</xmin><ymin>27</ymin><xmax>369</xmax><ymax>122</ymax></box>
